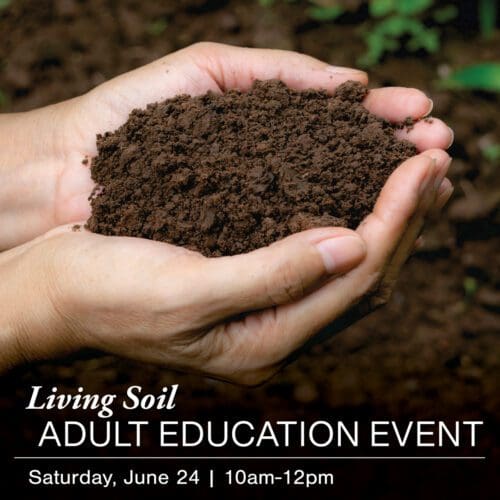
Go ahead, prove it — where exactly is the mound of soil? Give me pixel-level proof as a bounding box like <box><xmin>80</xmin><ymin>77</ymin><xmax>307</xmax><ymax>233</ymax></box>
<box><xmin>86</xmin><ymin>80</ymin><xmax>416</xmax><ymax>256</ymax></box>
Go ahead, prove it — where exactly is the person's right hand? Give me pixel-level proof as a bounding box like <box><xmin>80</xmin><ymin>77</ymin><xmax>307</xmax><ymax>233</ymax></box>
<box><xmin>0</xmin><ymin>148</ymin><xmax>452</xmax><ymax>383</ymax></box>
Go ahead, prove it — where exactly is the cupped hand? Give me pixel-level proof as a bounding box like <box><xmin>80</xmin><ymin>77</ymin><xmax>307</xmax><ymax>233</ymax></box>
<box><xmin>0</xmin><ymin>42</ymin><xmax>454</xmax><ymax>380</ymax></box>
<box><xmin>2</xmin><ymin>147</ymin><xmax>451</xmax><ymax>382</ymax></box>
<box><xmin>1</xmin><ymin>42</ymin><xmax>453</xmax><ymax>250</ymax></box>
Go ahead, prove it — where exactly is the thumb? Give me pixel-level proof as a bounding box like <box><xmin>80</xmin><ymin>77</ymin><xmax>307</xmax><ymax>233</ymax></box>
<box><xmin>193</xmin><ymin>227</ymin><xmax>366</xmax><ymax>319</ymax></box>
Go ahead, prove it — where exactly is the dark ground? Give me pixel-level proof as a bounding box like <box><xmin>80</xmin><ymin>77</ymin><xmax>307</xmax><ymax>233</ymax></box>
<box><xmin>0</xmin><ymin>1</ymin><xmax>499</xmax><ymax>498</ymax></box>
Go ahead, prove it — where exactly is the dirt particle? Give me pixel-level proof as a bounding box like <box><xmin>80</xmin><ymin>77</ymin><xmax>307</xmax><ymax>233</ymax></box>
<box><xmin>399</xmin><ymin>116</ymin><xmax>416</xmax><ymax>132</ymax></box>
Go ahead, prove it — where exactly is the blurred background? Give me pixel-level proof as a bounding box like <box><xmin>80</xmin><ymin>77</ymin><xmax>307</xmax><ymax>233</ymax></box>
<box><xmin>0</xmin><ymin>1</ymin><xmax>499</xmax><ymax>498</ymax></box>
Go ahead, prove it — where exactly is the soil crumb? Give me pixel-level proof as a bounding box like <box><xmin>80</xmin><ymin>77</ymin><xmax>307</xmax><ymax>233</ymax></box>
<box><xmin>400</xmin><ymin>116</ymin><xmax>416</xmax><ymax>131</ymax></box>
<box><xmin>86</xmin><ymin>80</ymin><xmax>416</xmax><ymax>256</ymax></box>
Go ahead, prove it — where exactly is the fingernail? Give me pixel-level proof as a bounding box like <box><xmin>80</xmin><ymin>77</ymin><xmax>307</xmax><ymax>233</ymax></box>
<box><xmin>437</xmin><ymin>177</ymin><xmax>453</xmax><ymax>197</ymax></box>
<box><xmin>325</xmin><ymin>65</ymin><xmax>367</xmax><ymax>76</ymax></box>
<box><xmin>440</xmin><ymin>184</ymin><xmax>454</xmax><ymax>202</ymax></box>
<box><xmin>436</xmin><ymin>178</ymin><xmax>454</xmax><ymax>204</ymax></box>
<box><xmin>433</xmin><ymin>156</ymin><xmax>452</xmax><ymax>190</ymax></box>
<box><xmin>419</xmin><ymin>158</ymin><xmax>437</xmax><ymax>195</ymax></box>
<box><xmin>435</xmin><ymin>179</ymin><xmax>454</xmax><ymax>211</ymax></box>
<box><xmin>447</xmin><ymin>127</ymin><xmax>454</xmax><ymax>148</ymax></box>
<box><xmin>316</xmin><ymin>236</ymin><xmax>366</xmax><ymax>274</ymax></box>
<box><xmin>425</xmin><ymin>99</ymin><xmax>434</xmax><ymax>117</ymax></box>
<box><xmin>414</xmin><ymin>236</ymin><xmax>425</xmax><ymax>250</ymax></box>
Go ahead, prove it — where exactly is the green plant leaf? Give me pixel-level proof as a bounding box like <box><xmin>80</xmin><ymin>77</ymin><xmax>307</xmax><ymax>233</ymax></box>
<box><xmin>482</xmin><ymin>144</ymin><xmax>500</xmax><ymax>162</ymax></box>
<box><xmin>433</xmin><ymin>5</ymin><xmax>458</xmax><ymax>23</ymax></box>
<box><xmin>383</xmin><ymin>38</ymin><xmax>400</xmax><ymax>51</ymax></box>
<box><xmin>396</xmin><ymin>0</ymin><xmax>433</xmax><ymax>15</ymax></box>
<box><xmin>440</xmin><ymin>63</ymin><xmax>500</xmax><ymax>92</ymax></box>
<box><xmin>258</xmin><ymin>0</ymin><xmax>275</xmax><ymax>6</ymax></box>
<box><xmin>0</xmin><ymin>0</ymin><xmax>11</xmax><ymax>9</ymax></box>
<box><xmin>422</xmin><ymin>31</ymin><xmax>440</xmax><ymax>52</ymax></box>
<box><xmin>308</xmin><ymin>5</ymin><xmax>343</xmax><ymax>21</ymax></box>
<box><xmin>358</xmin><ymin>31</ymin><xmax>387</xmax><ymax>67</ymax></box>
<box><xmin>369</xmin><ymin>0</ymin><xmax>395</xmax><ymax>18</ymax></box>
<box><xmin>372</xmin><ymin>16</ymin><xmax>419</xmax><ymax>37</ymax></box>
<box><xmin>407</xmin><ymin>28</ymin><xmax>439</xmax><ymax>52</ymax></box>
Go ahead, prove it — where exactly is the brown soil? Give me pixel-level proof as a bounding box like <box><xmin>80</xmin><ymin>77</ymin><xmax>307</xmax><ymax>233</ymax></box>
<box><xmin>87</xmin><ymin>80</ymin><xmax>415</xmax><ymax>256</ymax></box>
<box><xmin>0</xmin><ymin>1</ymin><xmax>498</xmax><ymax>498</ymax></box>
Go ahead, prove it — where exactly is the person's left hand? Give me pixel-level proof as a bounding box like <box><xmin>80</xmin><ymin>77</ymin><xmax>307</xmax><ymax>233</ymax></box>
<box><xmin>0</xmin><ymin>42</ymin><xmax>453</xmax><ymax>250</ymax></box>
<box><xmin>0</xmin><ymin>148</ymin><xmax>451</xmax><ymax>381</ymax></box>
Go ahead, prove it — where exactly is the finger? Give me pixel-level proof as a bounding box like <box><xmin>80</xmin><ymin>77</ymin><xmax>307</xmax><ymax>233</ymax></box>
<box><xmin>239</xmin><ymin>152</ymin><xmax>448</xmax><ymax>361</ymax></box>
<box><xmin>434</xmin><ymin>177</ymin><xmax>454</xmax><ymax>212</ymax></box>
<box><xmin>370</xmin><ymin>149</ymin><xmax>451</xmax><ymax>229</ymax></box>
<box><xmin>395</xmin><ymin>118</ymin><xmax>454</xmax><ymax>151</ymax></box>
<box><xmin>186</xmin><ymin>42</ymin><xmax>368</xmax><ymax>92</ymax></box>
<box><xmin>363</xmin><ymin>87</ymin><xmax>433</xmax><ymax>122</ymax></box>
<box><xmin>359</xmin><ymin>150</ymin><xmax>451</xmax><ymax>300</ymax></box>
<box><xmin>204</xmin><ymin>152</ymin><xmax>449</xmax><ymax>381</ymax></box>
<box><xmin>190</xmin><ymin>227</ymin><xmax>366</xmax><ymax>322</ymax></box>
<box><xmin>413</xmin><ymin>236</ymin><xmax>425</xmax><ymax>252</ymax></box>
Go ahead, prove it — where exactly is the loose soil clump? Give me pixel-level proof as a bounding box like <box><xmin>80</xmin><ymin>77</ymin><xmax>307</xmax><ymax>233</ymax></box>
<box><xmin>86</xmin><ymin>80</ymin><xmax>416</xmax><ymax>256</ymax></box>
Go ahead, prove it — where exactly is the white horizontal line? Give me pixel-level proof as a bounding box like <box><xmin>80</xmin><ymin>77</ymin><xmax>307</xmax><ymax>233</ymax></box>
<box><xmin>14</xmin><ymin>456</ymin><xmax>486</xmax><ymax>460</ymax></box>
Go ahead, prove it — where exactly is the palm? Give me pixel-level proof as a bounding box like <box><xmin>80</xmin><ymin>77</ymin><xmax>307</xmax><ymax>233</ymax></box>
<box><xmin>54</xmin><ymin>57</ymin><xmax>222</xmax><ymax>227</ymax></box>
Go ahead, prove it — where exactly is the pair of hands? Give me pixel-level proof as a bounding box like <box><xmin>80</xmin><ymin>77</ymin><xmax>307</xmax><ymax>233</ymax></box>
<box><xmin>0</xmin><ymin>43</ymin><xmax>454</xmax><ymax>384</ymax></box>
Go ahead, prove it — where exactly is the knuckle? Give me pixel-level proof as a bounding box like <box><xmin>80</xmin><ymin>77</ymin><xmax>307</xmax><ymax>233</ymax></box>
<box><xmin>371</xmin><ymin>281</ymin><xmax>395</xmax><ymax>309</ymax></box>
<box><xmin>188</xmin><ymin>41</ymin><xmax>221</xmax><ymax>53</ymax></box>
<box><xmin>266</xmin><ymin>257</ymin><xmax>306</xmax><ymax>304</ymax></box>
<box><xmin>215</xmin><ymin>312</ymin><xmax>285</xmax><ymax>386</ymax></box>
<box><xmin>350</xmin><ymin>270</ymin><xmax>392</xmax><ymax>315</ymax></box>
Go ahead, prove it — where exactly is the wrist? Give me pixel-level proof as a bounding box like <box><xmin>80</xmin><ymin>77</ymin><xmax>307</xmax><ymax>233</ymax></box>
<box><xmin>0</xmin><ymin>105</ymin><xmax>73</xmax><ymax>250</ymax></box>
<box><xmin>0</xmin><ymin>101</ymin><xmax>74</xmax><ymax>167</ymax></box>
<box><xmin>0</xmin><ymin>242</ymin><xmax>78</xmax><ymax>372</ymax></box>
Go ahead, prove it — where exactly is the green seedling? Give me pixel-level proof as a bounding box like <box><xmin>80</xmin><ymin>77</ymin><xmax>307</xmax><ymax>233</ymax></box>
<box><xmin>256</xmin><ymin>0</ymin><xmax>493</xmax><ymax>68</ymax></box>
<box><xmin>359</xmin><ymin>14</ymin><xmax>439</xmax><ymax>67</ymax></box>
<box><xmin>440</xmin><ymin>63</ymin><xmax>500</xmax><ymax>92</ymax></box>
<box><xmin>358</xmin><ymin>0</ymin><xmax>456</xmax><ymax>67</ymax></box>
<box><xmin>0</xmin><ymin>0</ymin><xmax>11</xmax><ymax>9</ymax></box>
